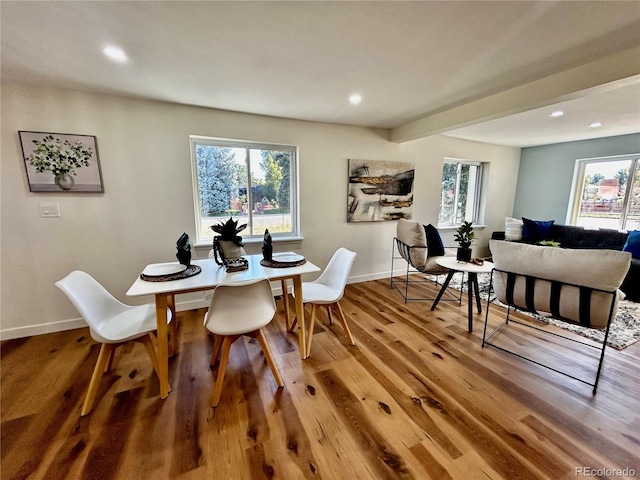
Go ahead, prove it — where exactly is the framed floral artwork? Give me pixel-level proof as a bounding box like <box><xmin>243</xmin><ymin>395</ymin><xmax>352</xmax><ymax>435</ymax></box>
<box><xmin>19</xmin><ymin>131</ymin><xmax>104</xmax><ymax>192</ymax></box>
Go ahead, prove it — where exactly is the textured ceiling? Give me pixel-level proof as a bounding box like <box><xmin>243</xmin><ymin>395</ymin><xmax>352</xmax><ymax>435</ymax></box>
<box><xmin>2</xmin><ymin>1</ymin><xmax>639</xmax><ymax>146</ymax></box>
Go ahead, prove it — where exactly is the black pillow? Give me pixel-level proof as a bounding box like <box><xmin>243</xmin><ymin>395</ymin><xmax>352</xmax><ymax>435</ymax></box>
<box><xmin>522</xmin><ymin>217</ymin><xmax>554</xmax><ymax>243</ymax></box>
<box><xmin>424</xmin><ymin>224</ymin><xmax>445</xmax><ymax>257</ymax></box>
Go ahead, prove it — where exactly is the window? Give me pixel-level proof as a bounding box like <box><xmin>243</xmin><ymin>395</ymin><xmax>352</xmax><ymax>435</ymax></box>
<box><xmin>438</xmin><ymin>159</ymin><xmax>483</xmax><ymax>225</ymax></box>
<box><xmin>190</xmin><ymin>136</ymin><xmax>298</xmax><ymax>244</ymax></box>
<box><xmin>569</xmin><ymin>155</ymin><xmax>640</xmax><ymax>230</ymax></box>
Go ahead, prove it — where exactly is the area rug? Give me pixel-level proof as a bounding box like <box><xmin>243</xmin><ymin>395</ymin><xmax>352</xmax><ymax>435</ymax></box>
<box><xmin>445</xmin><ymin>275</ymin><xmax>640</xmax><ymax>350</ymax></box>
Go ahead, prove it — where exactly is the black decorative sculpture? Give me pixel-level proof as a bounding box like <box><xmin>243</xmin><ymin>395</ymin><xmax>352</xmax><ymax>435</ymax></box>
<box><xmin>176</xmin><ymin>232</ymin><xmax>192</xmax><ymax>267</ymax></box>
<box><xmin>262</xmin><ymin>229</ymin><xmax>273</xmax><ymax>261</ymax></box>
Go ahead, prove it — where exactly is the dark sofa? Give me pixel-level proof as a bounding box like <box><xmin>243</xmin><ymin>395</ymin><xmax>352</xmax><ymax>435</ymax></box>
<box><xmin>492</xmin><ymin>224</ymin><xmax>639</xmax><ymax>302</ymax></box>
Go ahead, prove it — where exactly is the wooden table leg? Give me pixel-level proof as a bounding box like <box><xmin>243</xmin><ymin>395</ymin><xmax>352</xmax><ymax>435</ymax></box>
<box><xmin>155</xmin><ymin>293</ymin><xmax>172</xmax><ymax>399</ymax></box>
<box><xmin>292</xmin><ymin>275</ymin><xmax>307</xmax><ymax>359</ymax></box>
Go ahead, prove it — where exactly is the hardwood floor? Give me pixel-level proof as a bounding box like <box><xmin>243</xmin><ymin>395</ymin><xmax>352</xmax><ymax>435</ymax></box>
<box><xmin>2</xmin><ymin>277</ymin><xmax>639</xmax><ymax>479</ymax></box>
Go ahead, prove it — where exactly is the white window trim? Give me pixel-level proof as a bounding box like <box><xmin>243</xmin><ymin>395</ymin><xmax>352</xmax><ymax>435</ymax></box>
<box><xmin>566</xmin><ymin>153</ymin><xmax>640</xmax><ymax>228</ymax></box>
<box><xmin>189</xmin><ymin>135</ymin><xmax>300</xmax><ymax>244</ymax></box>
<box><xmin>438</xmin><ymin>157</ymin><xmax>484</xmax><ymax>227</ymax></box>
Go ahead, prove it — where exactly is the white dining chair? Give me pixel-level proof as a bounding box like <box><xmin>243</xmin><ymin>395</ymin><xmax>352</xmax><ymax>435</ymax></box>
<box><xmin>205</xmin><ymin>248</ymin><xmax>291</xmax><ymax>329</ymax></box>
<box><xmin>203</xmin><ymin>247</ymin><xmax>248</xmax><ymax>304</ymax></box>
<box><xmin>204</xmin><ymin>277</ymin><xmax>284</xmax><ymax>407</ymax></box>
<box><xmin>55</xmin><ymin>270</ymin><xmax>172</xmax><ymax>416</ymax></box>
<box><xmin>292</xmin><ymin>247</ymin><xmax>357</xmax><ymax>357</ymax></box>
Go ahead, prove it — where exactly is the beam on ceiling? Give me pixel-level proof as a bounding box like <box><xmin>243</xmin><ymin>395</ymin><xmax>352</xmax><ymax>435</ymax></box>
<box><xmin>390</xmin><ymin>46</ymin><xmax>640</xmax><ymax>143</ymax></box>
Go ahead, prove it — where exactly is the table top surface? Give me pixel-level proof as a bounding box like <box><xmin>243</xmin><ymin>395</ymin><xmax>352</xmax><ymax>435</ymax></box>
<box><xmin>436</xmin><ymin>256</ymin><xmax>494</xmax><ymax>274</ymax></box>
<box><xmin>127</xmin><ymin>253</ymin><xmax>320</xmax><ymax>297</ymax></box>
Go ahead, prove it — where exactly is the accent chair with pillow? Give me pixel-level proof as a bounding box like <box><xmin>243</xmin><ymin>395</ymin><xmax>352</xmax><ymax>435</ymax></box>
<box><xmin>391</xmin><ymin>218</ymin><xmax>461</xmax><ymax>302</ymax></box>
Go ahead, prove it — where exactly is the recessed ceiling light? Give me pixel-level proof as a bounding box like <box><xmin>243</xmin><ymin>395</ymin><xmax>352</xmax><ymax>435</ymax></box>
<box><xmin>349</xmin><ymin>94</ymin><xmax>362</xmax><ymax>105</ymax></box>
<box><xmin>550</xmin><ymin>110</ymin><xmax>564</xmax><ymax>117</ymax></box>
<box><xmin>589</xmin><ymin>122</ymin><xmax>602</xmax><ymax>128</ymax></box>
<box><xmin>102</xmin><ymin>46</ymin><xmax>127</xmax><ymax>62</ymax></box>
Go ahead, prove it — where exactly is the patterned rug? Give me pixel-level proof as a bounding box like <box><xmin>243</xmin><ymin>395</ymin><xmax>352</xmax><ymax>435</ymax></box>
<box><xmin>446</xmin><ymin>275</ymin><xmax>640</xmax><ymax>350</ymax></box>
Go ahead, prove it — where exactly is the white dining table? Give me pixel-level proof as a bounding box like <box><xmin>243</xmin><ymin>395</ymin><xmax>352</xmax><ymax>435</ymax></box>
<box><xmin>127</xmin><ymin>253</ymin><xmax>320</xmax><ymax>399</ymax></box>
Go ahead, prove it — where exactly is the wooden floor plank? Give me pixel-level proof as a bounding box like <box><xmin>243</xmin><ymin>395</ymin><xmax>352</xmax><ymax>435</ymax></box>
<box><xmin>2</xmin><ymin>278</ymin><xmax>639</xmax><ymax>479</ymax></box>
<box><xmin>316</xmin><ymin>367</ymin><xmax>414</xmax><ymax>479</ymax></box>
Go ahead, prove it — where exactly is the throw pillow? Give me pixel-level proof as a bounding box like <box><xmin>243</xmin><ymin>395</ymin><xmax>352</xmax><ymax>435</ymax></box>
<box><xmin>522</xmin><ymin>217</ymin><xmax>554</xmax><ymax>243</ymax></box>
<box><xmin>424</xmin><ymin>224</ymin><xmax>445</xmax><ymax>257</ymax></box>
<box><xmin>397</xmin><ymin>219</ymin><xmax>427</xmax><ymax>270</ymax></box>
<box><xmin>623</xmin><ymin>230</ymin><xmax>640</xmax><ymax>259</ymax></box>
<box><xmin>504</xmin><ymin>216</ymin><xmax>523</xmax><ymax>241</ymax></box>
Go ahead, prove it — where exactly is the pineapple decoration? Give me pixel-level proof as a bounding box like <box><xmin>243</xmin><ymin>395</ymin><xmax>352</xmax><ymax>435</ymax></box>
<box><xmin>211</xmin><ymin>217</ymin><xmax>247</xmax><ymax>264</ymax></box>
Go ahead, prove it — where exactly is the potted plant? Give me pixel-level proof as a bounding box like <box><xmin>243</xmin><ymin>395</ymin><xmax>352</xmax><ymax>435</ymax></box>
<box><xmin>211</xmin><ymin>217</ymin><xmax>247</xmax><ymax>262</ymax></box>
<box><xmin>26</xmin><ymin>134</ymin><xmax>93</xmax><ymax>190</ymax></box>
<box><xmin>454</xmin><ymin>221</ymin><xmax>475</xmax><ymax>262</ymax></box>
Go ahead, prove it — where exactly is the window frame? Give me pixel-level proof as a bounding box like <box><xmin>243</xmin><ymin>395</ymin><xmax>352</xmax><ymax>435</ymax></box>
<box><xmin>189</xmin><ymin>135</ymin><xmax>299</xmax><ymax>245</ymax></box>
<box><xmin>438</xmin><ymin>158</ymin><xmax>483</xmax><ymax>227</ymax></box>
<box><xmin>567</xmin><ymin>153</ymin><xmax>640</xmax><ymax>230</ymax></box>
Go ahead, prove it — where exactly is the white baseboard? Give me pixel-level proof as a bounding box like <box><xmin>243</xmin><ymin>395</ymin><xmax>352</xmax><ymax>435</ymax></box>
<box><xmin>348</xmin><ymin>270</ymin><xmax>399</xmax><ymax>284</ymax></box>
<box><xmin>0</xmin><ymin>318</ymin><xmax>88</xmax><ymax>341</ymax></box>
<box><xmin>175</xmin><ymin>298</ymin><xmax>210</xmax><ymax>312</ymax></box>
<box><xmin>1</xmin><ymin>270</ymin><xmax>403</xmax><ymax>341</ymax></box>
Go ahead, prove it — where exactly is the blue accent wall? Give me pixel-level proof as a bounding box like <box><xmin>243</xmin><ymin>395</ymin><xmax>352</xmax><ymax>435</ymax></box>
<box><xmin>513</xmin><ymin>133</ymin><xmax>640</xmax><ymax>223</ymax></box>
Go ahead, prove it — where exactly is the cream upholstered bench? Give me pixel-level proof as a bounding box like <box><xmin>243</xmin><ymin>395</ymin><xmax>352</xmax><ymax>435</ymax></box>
<box><xmin>483</xmin><ymin>240</ymin><xmax>631</xmax><ymax>393</ymax></box>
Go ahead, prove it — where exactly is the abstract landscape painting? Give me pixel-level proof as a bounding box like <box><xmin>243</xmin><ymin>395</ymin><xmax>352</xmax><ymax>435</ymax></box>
<box><xmin>347</xmin><ymin>159</ymin><xmax>415</xmax><ymax>222</ymax></box>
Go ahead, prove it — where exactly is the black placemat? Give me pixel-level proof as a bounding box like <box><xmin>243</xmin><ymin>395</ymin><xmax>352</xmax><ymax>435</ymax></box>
<box><xmin>260</xmin><ymin>258</ymin><xmax>306</xmax><ymax>268</ymax></box>
<box><xmin>140</xmin><ymin>264</ymin><xmax>202</xmax><ymax>282</ymax></box>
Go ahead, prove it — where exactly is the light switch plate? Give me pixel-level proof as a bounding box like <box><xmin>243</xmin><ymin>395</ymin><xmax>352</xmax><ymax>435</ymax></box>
<box><xmin>40</xmin><ymin>203</ymin><xmax>60</xmax><ymax>218</ymax></box>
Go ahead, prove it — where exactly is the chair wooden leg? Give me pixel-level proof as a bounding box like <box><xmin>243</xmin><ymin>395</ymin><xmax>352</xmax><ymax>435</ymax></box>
<box><xmin>280</xmin><ymin>280</ymin><xmax>291</xmax><ymax>331</ymax></box>
<box><xmin>104</xmin><ymin>346</ymin><xmax>115</xmax><ymax>373</ymax></box>
<box><xmin>334</xmin><ymin>302</ymin><xmax>356</xmax><ymax>346</ymax></box>
<box><xmin>288</xmin><ymin>302</ymin><xmax>311</xmax><ymax>334</ymax></box>
<box><xmin>306</xmin><ymin>304</ymin><xmax>318</xmax><ymax>357</ymax></box>
<box><xmin>210</xmin><ymin>334</ymin><xmax>223</xmax><ymax>368</ymax></box>
<box><xmin>141</xmin><ymin>334</ymin><xmax>160</xmax><ymax>378</ymax></box>
<box><xmin>256</xmin><ymin>329</ymin><xmax>284</xmax><ymax>387</ymax></box>
<box><xmin>212</xmin><ymin>336</ymin><xmax>236</xmax><ymax>407</ymax></box>
<box><xmin>82</xmin><ymin>343</ymin><xmax>114</xmax><ymax>416</ymax></box>
<box><xmin>326</xmin><ymin>305</ymin><xmax>333</xmax><ymax>325</ymax></box>
<box><xmin>287</xmin><ymin>317</ymin><xmax>298</xmax><ymax>333</ymax></box>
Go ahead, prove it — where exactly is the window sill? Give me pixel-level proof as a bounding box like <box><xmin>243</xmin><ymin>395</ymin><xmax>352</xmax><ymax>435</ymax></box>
<box><xmin>193</xmin><ymin>235</ymin><xmax>304</xmax><ymax>249</ymax></box>
<box><xmin>437</xmin><ymin>224</ymin><xmax>487</xmax><ymax>231</ymax></box>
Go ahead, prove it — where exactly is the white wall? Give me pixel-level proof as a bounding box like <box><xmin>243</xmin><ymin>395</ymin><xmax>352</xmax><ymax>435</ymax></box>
<box><xmin>0</xmin><ymin>83</ymin><xmax>521</xmax><ymax>339</ymax></box>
